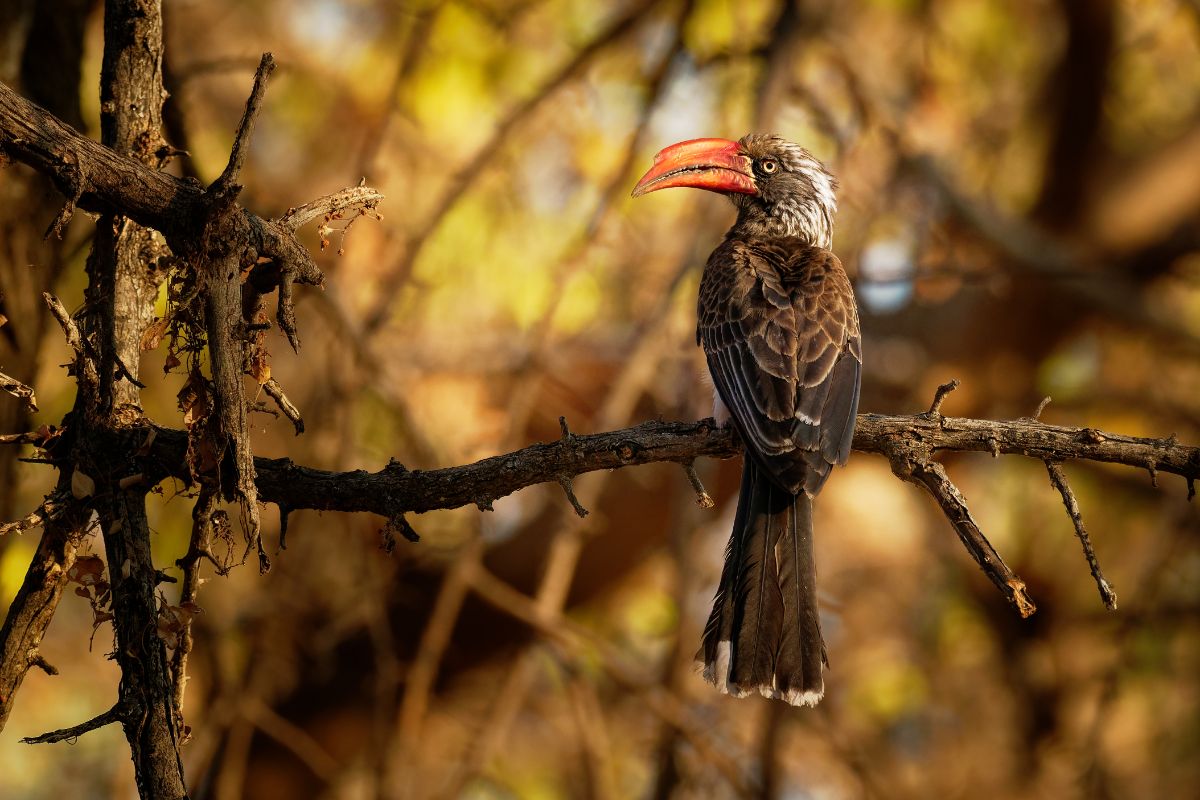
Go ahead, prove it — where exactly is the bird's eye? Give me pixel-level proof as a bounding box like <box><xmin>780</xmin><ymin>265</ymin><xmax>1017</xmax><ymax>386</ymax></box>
<box><xmin>760</xmin><ymin>159</ymin><xmax>778</xmax><ymax>174</ymax></box>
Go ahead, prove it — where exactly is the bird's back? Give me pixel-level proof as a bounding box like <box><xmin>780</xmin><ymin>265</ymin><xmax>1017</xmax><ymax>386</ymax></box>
<box><xmin>697</xmin><ymin>234</ymin><xmax>861</xmax><ymax>497</ymax></box>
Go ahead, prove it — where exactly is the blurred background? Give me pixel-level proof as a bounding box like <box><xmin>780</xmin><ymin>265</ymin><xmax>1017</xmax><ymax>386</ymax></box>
<box><xmin>2</xmin><ymin>0</ymin><xmax>1199</xmax><ymax>797</ymax></box>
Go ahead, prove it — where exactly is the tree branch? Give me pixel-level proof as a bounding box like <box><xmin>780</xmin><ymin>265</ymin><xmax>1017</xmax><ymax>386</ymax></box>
<box><xmin>0</xmin><ymin>71</ymin><xmax>361</xmax><ymax>352</ymax></box>
<box><xmin>1046</xmin><ymin>460</ymin><xmax>1118</xmax><ymax>610</ymax></box>
<box><xmin>0</xmin><ymin>370</ymin><xmax>37</xmax><ymax>412</ymax></box>
<box><xmin>198</xmin><ymin>415</ymin><xmax>1198</xmax><ymax>517</ymax></box>
<box><xmin>118</xmin><ymin>405</ymin><xmax>1199</xmax><ymax>617</ymax></box>
<box><xmin>879</xmin><ymin>433</ymin><xmax>1037</xmax><ymax>617</ymax></box>
<box><xmin>210</xmin><ymin>53</ymin><xmax>274</xmax><ymax>197</ymax></box>
<box><xmin>20</xmin><ymin>702</ymin><xmax>127</xmax><ymax>745</ymax></box>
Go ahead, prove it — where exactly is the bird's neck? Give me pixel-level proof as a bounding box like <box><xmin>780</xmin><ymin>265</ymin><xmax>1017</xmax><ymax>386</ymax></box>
<box><xmin>732</xmin><ymin>198</ymin><xmax>835</xmax><ymax>248</ymax></box>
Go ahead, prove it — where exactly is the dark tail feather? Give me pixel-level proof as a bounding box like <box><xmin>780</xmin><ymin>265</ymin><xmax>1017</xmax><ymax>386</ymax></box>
<box><xmin>697</xmin><ymin>459</ymin><xmax>826</xmax><ymax>706</ymax></box>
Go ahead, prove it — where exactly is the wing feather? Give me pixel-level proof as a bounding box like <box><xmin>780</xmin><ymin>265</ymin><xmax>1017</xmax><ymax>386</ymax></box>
<box><xmin>698</xmin><ymin>237</ymin><xmax>861</xmax><ymax>496</ymax></box>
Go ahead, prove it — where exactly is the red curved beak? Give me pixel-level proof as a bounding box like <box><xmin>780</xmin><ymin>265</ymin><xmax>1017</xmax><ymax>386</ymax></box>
<box><xmin>631</xmin><ymin>138</ymin><xmax>757</xmax><ymax>198</ymax></box>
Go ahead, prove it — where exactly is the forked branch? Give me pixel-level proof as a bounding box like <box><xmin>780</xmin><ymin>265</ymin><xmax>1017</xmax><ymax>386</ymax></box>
<box><xmin>101</xmin><ymin>385</ymin><xmax>1198</xmax><ymax>616</ymax></box>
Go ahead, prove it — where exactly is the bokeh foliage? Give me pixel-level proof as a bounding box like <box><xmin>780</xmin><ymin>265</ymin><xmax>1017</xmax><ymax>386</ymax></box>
<box><xmin>1</xmin><ymin>0</ymin><xmax>1199</xmax><ymax>798</ymax></box>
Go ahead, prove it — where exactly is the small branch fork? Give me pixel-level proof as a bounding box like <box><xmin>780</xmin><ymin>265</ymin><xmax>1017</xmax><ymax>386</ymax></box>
<box><xmin>556</xmin><ymin>417</ymin><xmax>589</xmax><ymax>518</ymax></box>
<box><xmin>880</xmin><ymin>428</ymin><xmax>1038</xmax><ymax>618</ymax></box>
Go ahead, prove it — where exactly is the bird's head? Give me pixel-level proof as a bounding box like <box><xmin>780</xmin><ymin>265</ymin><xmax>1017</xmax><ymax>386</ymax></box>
<box><xmin>632</xmin><ymin>134</ymin><xmax>837</xmax><ymax>247</ymax></box>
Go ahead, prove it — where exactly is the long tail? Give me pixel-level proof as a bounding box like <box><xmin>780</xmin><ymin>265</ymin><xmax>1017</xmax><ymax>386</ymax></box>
<box><xmin>697</xmin><ymin>458</ymin><xmax>826</xmax><ymax>706</ymax></box>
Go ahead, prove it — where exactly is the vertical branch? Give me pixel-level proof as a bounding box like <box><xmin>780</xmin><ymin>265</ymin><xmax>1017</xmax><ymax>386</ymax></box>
<box><xmin>0</xmin><ymin>520</ymin><xmax>78</xmax><ymax>733</ymax></box>
<box><xmin>84</xmin><ymin>2</ymin><xmax>188</xmax><ymax>797</ymax></box>
<box><xmin>87</xmin><ymin>0</ymin><xmax>171</xmax><ymax>410</ymax></box>
<box><xmin>97</xmin><ymin>486</ymin><xmax>187</xmax><ymax>795</ymax></box>
<box><xmin>196</xmin><ymin>53</ymin><xmax>277</xmax><ymax>574</ymax></box>
<box><xmin>169</xmin><ymin>489</ymin><xmax>219</xmax><ymax>727</ymax></box>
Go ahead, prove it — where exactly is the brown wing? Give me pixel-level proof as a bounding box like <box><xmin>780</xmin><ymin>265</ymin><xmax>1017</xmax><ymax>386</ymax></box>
<box><xmin>698</xmin><ymin>236</ymin><xmax>861</xmax><ymax>497</ymax></box>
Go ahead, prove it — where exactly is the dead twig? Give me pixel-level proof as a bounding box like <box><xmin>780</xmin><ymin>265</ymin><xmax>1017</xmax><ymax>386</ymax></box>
<box><xmin>0</xmin><ymin>370</ymin><xmax>38</xmax><ymax>412</ymax></box>
<box><xmin>682</xmin><ymin>461</ymin><xmax>715</xmax><ymax>509</ymax></box>
<box><xmin>209</xmin><ymin>53</ymin><xmax>275</xmax><ymax>198</ymax></box>
<box><xmin>170</xmin><ymin>491</ymin><xmax>219</xmax><ymax>729</ymax></box>
<box><xmin>21</xmin><ymin>702</ymin><xmax>127</xmax><ymax>745</ymax></box>
<box><xmin>43</xmin><ymin>293</ymin><xmax>99</xmax><ymax>401</ymax></box>
<box><xmin>884</xmin><ymin>436</ymin><xmax>1037</xmax><ymax>617</ymax></box>
<box><xmin>1045</xmin><ymin>461</ymin><xmax>1118</xmax><ymax>610</ymax></box>
<box><xmin>0</xmin><ymin>431</ymin><xmax>46</xmax><ymax>445</ymax></box>
<box><xmin>0</xmin><ymin>492</ymin><xmax>70</xmax><ymax>536</ymax></box>
<box><xmin>262</xmin><ymin>378</ymin><xmax>304</xmax><ymax>435</ymax></box>
<box><xmin>276</xmin><ymin>184</ymin><xmax>385</xmax><ymax>233</ymax></box>
<box><xmin>925</xmin><ymin>378</ymin><xmax>960</xmax><ymax>418</ymax></box>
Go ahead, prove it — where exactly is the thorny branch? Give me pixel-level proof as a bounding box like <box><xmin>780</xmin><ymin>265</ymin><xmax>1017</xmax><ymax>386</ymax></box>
<box><xmin>0</xmin><ymin>44</ymin><xmax>384</xmax><ymax>783</ymax></box>
<box><xmin>74</xmin><ymin>388</ymin><xmax>1196</xmax><ymax>618</ymax></box>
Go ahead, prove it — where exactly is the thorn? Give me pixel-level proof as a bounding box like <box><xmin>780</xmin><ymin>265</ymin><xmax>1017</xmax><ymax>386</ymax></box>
<box><xmin>926</xmin><ymin>379</ymin><xmax>960</xmax><ymax>418</ymax></box>
<box><xmin>382</xmin><ymin>515</ymin><xmax>420</xmax><ymax>552</ymax></box>
<box><xmin>278</xmin><ymin>504</ymin><xmax>291</xmax><ymax>550</ymax></box>
<box><xmin>557</xmin><ymin>475</ymin><xmax>589</xmax><ymax>518</ymax></box>
<box><xmin>682</xmin><ymin>461</ymin><xmax>715</xmax><ymax>509</ymax></box>
<box><xmin>43</xmin><ymin>197</ymin><xmax>76</xmax><ymax>240</ymax></box>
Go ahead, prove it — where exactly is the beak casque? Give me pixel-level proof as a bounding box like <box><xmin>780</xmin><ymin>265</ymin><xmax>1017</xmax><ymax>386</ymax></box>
<box><xmin>631</xmin><ymin>138</ymin><xmax>757</xmax><ymax>198</ymax></box>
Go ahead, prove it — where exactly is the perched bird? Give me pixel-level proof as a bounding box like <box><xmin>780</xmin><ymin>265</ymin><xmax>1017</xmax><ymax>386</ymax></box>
<box><xmin>633</xmin><ymin>135</ymin><xmax>861</xmax><ymax>706</ymax></box>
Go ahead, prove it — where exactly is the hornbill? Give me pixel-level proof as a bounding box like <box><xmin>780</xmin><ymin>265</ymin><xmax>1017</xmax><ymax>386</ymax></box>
<box><xmin>633</xmin><ymin>135</ymin><xmax>861</xmax><ymax>706</ymax></box>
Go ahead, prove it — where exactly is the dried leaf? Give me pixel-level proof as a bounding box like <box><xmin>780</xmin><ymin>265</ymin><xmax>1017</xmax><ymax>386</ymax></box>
<box><xmin>249</xmin><ymin>351</ymin><xmax>271</xmax><ymax>385</ymax></box>
<box><xmin>178</xmin><ymin>367</ymin><xmax>211</xmax><ymax>427</ymax></box>
<box><xmin>34</xmin><ymin>423</ymin><xmax>58</xmax><ymax>445</ymax></box>
<box><xmin>67</xmin><ymin>555</ymin><xmax>105</xmax><ymax>585</ymax></box>
<box><xmin>140</xmin><ymin>316</ymin><xmax>170</xmax><ymax>352</ymax></box>
<box><xmin>178</xmin><ymin>601</ymin><xmax>204</xmax><ymax>617</ymax></box>
<box><xmin>70</xmin><ymin>468</ymin><xmax>95</xmax><ymax>499</ymax></box>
